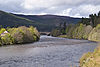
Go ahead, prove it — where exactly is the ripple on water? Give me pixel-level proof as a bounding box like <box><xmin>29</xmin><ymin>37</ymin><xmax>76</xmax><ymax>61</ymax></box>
<box><xmin>0</xmin><ymin>35</ymin><xmax>98</xmax><ymax>67</ymax></box>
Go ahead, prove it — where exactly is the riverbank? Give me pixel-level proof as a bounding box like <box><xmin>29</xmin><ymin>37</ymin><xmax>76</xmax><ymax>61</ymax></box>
<box><xmin>51</xmin><ymin>11</ymin><xmax>100</xmax><ymax>42</ymax></box>
<box><xmin>51</xmin><ymin>24</ymin><xmax>100</xmax><ymax>42</ymax></box>
<box><xmin>80</xmin><ymin>45</ymin><xmax>100</xmax><ymax>67</ymax></box>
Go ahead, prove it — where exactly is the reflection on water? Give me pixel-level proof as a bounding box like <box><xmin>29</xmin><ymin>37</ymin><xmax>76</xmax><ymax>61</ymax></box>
<box><xmin>0</xmin><ymin>35</ymin><xmax>97</xmax><ymax>67</ymax></box>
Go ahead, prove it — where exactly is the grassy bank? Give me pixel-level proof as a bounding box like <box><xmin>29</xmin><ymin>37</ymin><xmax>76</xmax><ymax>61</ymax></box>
<box><xmin>80</xmin><ymin>46</ymin><xmax>100</xmax><ymax>67</ymax></box>
<box><xmin>0</xmin><ymin>26</ymin><xmax>40</xmax><ymax>46</ymax></box>
<box><xmin>58</xmin><ymin>35</ymin><xmax>67</xmax><ymax>38</ymax></box>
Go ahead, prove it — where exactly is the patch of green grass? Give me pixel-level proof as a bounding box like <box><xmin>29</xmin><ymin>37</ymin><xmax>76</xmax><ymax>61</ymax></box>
<box><xmin>58</xmin><ymin>35</ymin><xmax>67</xmax><ymax>38</ymax></box>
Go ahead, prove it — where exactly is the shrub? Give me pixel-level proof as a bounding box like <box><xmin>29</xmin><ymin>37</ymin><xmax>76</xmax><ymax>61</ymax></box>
<box><xmin>83</xmin><ymin>25</ymin><xmax>93</xmax><ymax>39</ymax></box>
<box><xmin>0</xmin><ymin>28</ymin><xmax>6</xmax><ymax>34</ymax></box>
<box><xmin>66</xmin><ymin>25</ymin><xmax>76</xmax><ymax>38</ymax></box>
<box><xmin>73</xmin><ymin>23</ymin><xmax>85</xmax><ymax>39</ymax></box>
<box><xmin>88</xmin><ymin>24</ymin><xmax>100</xmax><ymax>41</ymax></box>
<box><xmin>18</xmin><ymin>26</ymin><xmax>34</xmax><ymax>43</ymax></box>
<box><xmin>50</xmin><ymin>29</ymin><xmax>61</xmax><ymax>37</ymax></box>
<box><xmin>10</xmin><ymin>26</ymin><xmax>40</xmax><ymax>44</ymax></box>
<box><xmin>0</xmin><ymin>26</ymin><xmax>40</xmax><ymax>45</ymax></box>
<box><xmin>0</xmin><ymin>36</ymin><xmax>2</xmax><ymax>46</ymax></box>
<box><xmin>65</xmin><ymin>23</ymin><xmax>85</xmax><ymax>39</ymax></box>
<box><xmin>1</xmin><ymin>33</ymin><xmax>14</xmax><ymax>45</ymax></box>
<box><xmin>28</xmin><ymin>26</ymin><xmax>40</xmax><ymax>41</ymax></box>
<box><xmin>11</xmin><ymin>29</ymin><xmax>24</xmax><ymax>44</ymax></box>
<box><xmin>65</xmin><ymin>23</ymin><xmax>92</xmax><ymax>39</ymax></box>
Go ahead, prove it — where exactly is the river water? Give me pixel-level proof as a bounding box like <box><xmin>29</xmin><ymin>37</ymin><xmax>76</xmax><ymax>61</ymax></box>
<box><xmin>0</xmin><ymin>36</ymin><xmax>97</xmax><ymax>67</ymax></box>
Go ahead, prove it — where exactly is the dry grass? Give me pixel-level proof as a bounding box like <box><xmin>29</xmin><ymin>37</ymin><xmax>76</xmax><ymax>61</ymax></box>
<box><xmin>80</xmin><ymin>45</ymin><xmax>100</xmax><ymax>67</ymax></box>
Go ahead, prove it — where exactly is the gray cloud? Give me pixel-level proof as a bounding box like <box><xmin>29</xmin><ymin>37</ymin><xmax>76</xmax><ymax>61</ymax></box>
<box><xmin>0</xmin><ymin>0</ymin><xmax>100</xmax><ymax>17</ymax></box>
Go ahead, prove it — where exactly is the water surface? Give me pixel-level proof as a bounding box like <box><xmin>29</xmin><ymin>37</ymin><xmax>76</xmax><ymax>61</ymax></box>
<box><xmin>0</xmin><ymin>36</ymin><xmax>97</xmax><ymax>67</ymax></box>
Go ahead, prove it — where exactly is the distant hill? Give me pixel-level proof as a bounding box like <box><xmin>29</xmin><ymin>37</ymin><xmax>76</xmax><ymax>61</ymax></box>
<box><xmin>15</xmin><ymin>14</ymin><xmax>81</xmax><ymax>31</ymax></box>
<box><xmin>0</xmin><ymin>10</ymin><xmax>36</xmax><ymax>27</ymax></box>
<box><xmin>0</xmin><ymin>10</ymin><xmax>81</xmax><ymax>32</ymax></box>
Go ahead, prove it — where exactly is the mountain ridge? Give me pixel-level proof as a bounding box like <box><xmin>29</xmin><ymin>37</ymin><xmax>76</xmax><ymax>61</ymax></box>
<box><xmin>0</xmin><ymin>10</ymin><xmax>81</xmax><ymax>31</ymax></box>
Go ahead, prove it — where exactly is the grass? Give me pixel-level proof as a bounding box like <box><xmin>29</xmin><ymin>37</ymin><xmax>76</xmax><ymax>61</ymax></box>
<box><xmin>80</xmin><ymin>45</ymin><xmax>100</xmax><ymax>67</ymax></box>
<box><xmin>58</xmin><ymin>35</ymin><xmax>67</xmax><ymax>38</ymax></box>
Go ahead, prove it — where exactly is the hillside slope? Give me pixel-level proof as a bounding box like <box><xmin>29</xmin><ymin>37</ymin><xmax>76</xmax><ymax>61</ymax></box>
<box><xmin>0</xmin><ymin>10</ymin><xmax>81</xmax><ymax>32</ymax></box>
<box><xmin>0</xmin><ymin>10</ymin><xmax>36</xmax><ymax>27</ymax></box>
<box><xmin>15</xmin><ymin>14</ymin><xmax>81</xmax><ymax>31</ymax></box>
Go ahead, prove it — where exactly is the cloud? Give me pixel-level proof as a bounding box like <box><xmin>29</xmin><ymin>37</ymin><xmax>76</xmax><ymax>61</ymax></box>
<box><xmin>0</xmin><ymin>0</ymin><xmax>100</xmax><ymax>17</ymax></box>
<box><xmin>70</xmin><ymin>4</ymin><xmax>100</xmax><ymax>17</ymax></box>
<box><xmin>57</xmin><ymin>8</ymin><xmax>72</xmax><ymax>16</ymax></box>
<box><xmin>0</xmin><ymin>0</ymin><xmax>24</xmax><ymax>12</ymax></box>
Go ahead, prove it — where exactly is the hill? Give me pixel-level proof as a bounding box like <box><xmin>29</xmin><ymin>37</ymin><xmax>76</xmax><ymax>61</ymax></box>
<box><xmin>0</xmin><ymin>10</ymin><xmax>81</xmax><ymax>32</ymax></box>
<box><xmin>15</xmin><ymin>14</ymin><xmax>81</xmax><ymax>31</ymax></box>
<box><xmin>0</xmin><ymin>10</ymin><xmax>36</xmax><ymax>27</ymax></box>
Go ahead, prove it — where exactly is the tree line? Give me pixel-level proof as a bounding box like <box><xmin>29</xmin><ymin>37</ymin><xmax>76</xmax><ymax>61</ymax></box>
<box><xmin>51</xmin><ymin>11</ymin><xmax>100</xmax><ymax>40</ymax></box>
<box><xmin>81</xmin><ymin>11</ymin><xmax>100</xmax><ymax>27</ymax></box>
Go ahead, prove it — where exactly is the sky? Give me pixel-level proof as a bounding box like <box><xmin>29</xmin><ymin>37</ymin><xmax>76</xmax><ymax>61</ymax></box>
<box><xmin>0</xmin><ymin>0</ymin><xmax>100</xmax><ymax>18</ymax></box>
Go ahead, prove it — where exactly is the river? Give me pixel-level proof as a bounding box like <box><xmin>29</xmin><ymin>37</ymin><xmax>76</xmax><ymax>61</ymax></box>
<box><xmin>0</xmin><ymin>35</ymin><xmax>97</xmax><ymax>67</ymax></box>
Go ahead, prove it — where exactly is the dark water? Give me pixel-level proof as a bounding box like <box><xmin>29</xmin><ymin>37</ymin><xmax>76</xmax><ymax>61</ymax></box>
<box><xmin>0</xmin><ymin>36</ymin><xmax>97</xmax><ymax>67</ymax></box>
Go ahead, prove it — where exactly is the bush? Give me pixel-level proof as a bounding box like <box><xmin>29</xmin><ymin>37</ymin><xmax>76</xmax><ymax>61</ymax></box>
<box><xmin>1</xmin><ymin>33</ymin><xmax>14</xmax><ymax>45</ymax></box>
<box><xmin>65</xmin><ymin>23</ymin><xmax>85</xmax><ymax>39</ymax></box>
<box><xmin>10</xmin><ymin>26</ymin><xmax>40</xmax><ymax>44</ymax></box>
<box><xmin>66</xmin><ymin>24</ymin><xmax>76</xmax><ymax>38</ymax></box>
<box><xmin>18</xmin><ymin>26</ymin><xmax>34</xmax><ymax>43</ymax></box>
<box><xmin>88</xmin><ymin>24</ymin><xmax>100</xmax><ymax>41</ymax></box>
<box><xmin>50</xmin><ymin>29</ymin><xmax>61</xmax><ymax>37</ymax></box>
<box><xmin>65</xmin><ymin>24</ymin><xmax>92</xmax><ymax>39</ymax></box>
<box><xmin>0</xmin><ymin>36</ymin><xmax>2</xmax><ymax>46</ymax></box>
<box><xmin>28</xmin><ymin>26</ymin><xmax>40</xmax><ymax>41</ymax></box>
<box><xmin>0</xmin><ymin>28</ymin><xmax>6</xmax><ymax>34</ymax></box>
<box><xmin>0</xmin><ymin>26</ymin><xmax>40</xmax><ymax>45</ymax></box>
<box><xmin>11</xmin><ymin>29</ymin><xmax>24</xmax><ymax>44</ymax></box>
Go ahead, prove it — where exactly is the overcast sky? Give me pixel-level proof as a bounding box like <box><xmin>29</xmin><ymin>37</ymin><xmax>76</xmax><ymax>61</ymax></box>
<box><xmin>0</xmin><ymin>0</ymin><xmax>100</xmax><ymax>17</ymax></box>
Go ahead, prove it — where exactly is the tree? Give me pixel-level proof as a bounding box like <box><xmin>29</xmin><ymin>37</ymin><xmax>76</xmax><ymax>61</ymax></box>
<box><xmin>89</xmin><ymin>14</ymin><xmax>95</xmax><ymax>27</ymax></box>
<box><xmin>81</xmin><ymin>17</ymin><xmax>90</xmax><ymax>25</ymax></box>
<box><xmin>63</xmin><ymin>22</ymin><xmax>66</xmax><ymax>34</ymax></box>
<box><xmin>98</xmin><ymin>11</ymin><xmax>100</xmax><ymax>17</ymax></box>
